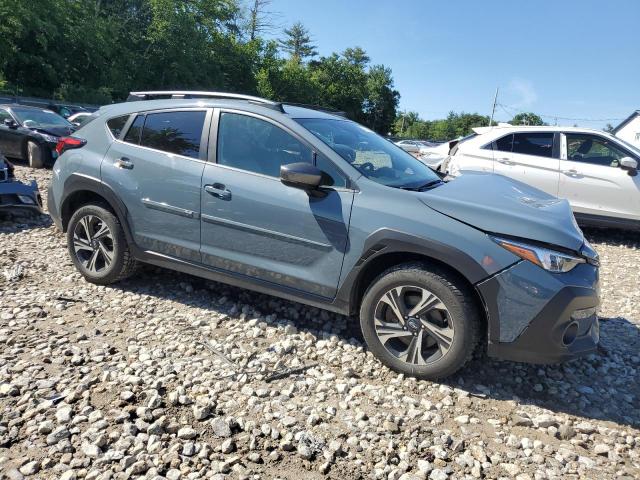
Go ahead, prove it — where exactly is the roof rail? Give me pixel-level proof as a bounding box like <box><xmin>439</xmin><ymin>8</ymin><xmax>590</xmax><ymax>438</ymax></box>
<box><xmin>126</xmin><ymin>91</ymin><xmax>285</xmax><ymax>112</ymax></box>
<box><xmin>283</xmin><ymin>102</ymin><xmax>348</xmax><ymax>118</ymax></box>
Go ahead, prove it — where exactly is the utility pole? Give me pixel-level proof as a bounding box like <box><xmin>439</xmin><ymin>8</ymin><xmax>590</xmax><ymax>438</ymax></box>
<box><xmin>489</xmin><ymin>87</ymin><xmax>499</xmax><ymax>127</ymax></box>
<box><xmin>400</xmin><ymin>110</ymin><xmax>406</xmax><ymax>135</ymax></box>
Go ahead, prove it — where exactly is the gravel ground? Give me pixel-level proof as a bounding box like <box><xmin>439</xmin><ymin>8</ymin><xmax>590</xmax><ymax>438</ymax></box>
<box><xmin>1</xmin><ymin>165</ymin><xmax>639</xmax><ymax>480</ymax></box>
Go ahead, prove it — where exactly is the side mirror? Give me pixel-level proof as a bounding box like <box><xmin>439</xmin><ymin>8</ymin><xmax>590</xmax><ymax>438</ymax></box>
<box><xmin>620</xmin><ymin>156</ymin><xmax>638</xmax><ymax>176</ymax></box>
<box><xmin>280</xmin><ymin>162</ymin><xmax>323</xmax><ymax>190</ymax></box>
<box><xmin>3</xmin><ymin>118</ymin><xmax>17</xmax><ymax>129</ymax></box>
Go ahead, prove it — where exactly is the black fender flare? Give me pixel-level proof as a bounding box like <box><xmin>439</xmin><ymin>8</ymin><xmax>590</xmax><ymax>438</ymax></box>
<box><xmin>60</xmin><ymin>173</ymin><xmax>135</xmax><ymax>246</ymax></box>
<box><xmin>333</xmin><ymin>228</ymin><xmax>491</xmax><ymax>315</ymax></box>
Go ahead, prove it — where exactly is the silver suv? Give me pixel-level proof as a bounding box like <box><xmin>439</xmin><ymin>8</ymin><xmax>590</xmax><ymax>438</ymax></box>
<box><xmin>48</xmin><ymin>91</ymin><xmax>600</xmax><ymax>379</ymax></box>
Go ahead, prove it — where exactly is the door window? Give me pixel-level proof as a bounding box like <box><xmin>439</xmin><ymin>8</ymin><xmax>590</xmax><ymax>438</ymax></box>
<box><xmin>566</xmin><ymin>134</ymin><xmax>628</xmax><ymax>167</ymax></box>
<box><xmin>315</xmin><ymin>153</ymin><xmax>347</xmax><ymax>188</ymax></box>
<box><xmin>512</xmin><ymin>132</ymin><xmax>554</xmax><ymax>158</ymax></box>
<box><xmin>123</xmin><ymin>115</ymin><xmax>144</xmax><ymax>144</ymax></box>
<box><xmin>485</xmin><ymin>134</ymin><xmax>514</xmax><ymax>152</ymax></box>
<box><xmin>217</xmin><ymin>112</ymin><xmax>312</xmax><ymax>177</ymax></box>
<box><xmin>139</xmin><ymin>111</ymin><xmax>206</xmax><ymax>159</ymax></box>
<box><xmin>0</xmin><ymin>109</ymin><xmax>13</xmax><ymax>123</ymax></box>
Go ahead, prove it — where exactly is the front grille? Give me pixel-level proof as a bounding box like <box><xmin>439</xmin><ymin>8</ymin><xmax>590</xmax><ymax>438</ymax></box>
<box><xmin>0</xmin><ymin>194</ymin><xmax>19</xmax><ymax>205</ymax></box>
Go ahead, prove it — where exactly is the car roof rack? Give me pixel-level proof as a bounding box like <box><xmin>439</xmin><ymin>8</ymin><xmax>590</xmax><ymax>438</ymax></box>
<box><xmin>126</xmin><ymin>91</ymin><xmax>285</xmax><ymax>112</ymax></box>
<box><xmin>283</xmin><ymin>102</ymin><xmax>348</xmax><ymax>118</ymax></box>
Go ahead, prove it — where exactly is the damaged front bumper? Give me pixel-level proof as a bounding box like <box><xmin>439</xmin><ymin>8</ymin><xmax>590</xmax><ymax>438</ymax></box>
<box><xmin>0</xmin><ymin>178</ymin><xmax>44</xmax><ymax>216</ymax></box>
<box><xmin>477</xmin><ymin>260</ymin><xmax>600</xmax><ymax>364</ymax></box>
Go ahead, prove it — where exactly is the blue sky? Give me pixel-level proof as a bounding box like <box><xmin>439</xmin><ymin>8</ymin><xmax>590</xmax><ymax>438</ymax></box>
<box><xmin>270</xmin><ymin>0</ymin><xmax>639</xmax><ymax>128</ymax></box>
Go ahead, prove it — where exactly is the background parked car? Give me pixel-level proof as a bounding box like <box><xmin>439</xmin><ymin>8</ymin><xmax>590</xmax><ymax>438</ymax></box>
<box><xmin>417</xmin><ymin>141</ymin><xmax>451</xmax><ymax>170</ymax></box>
<box><xmin>0</xmin><ymin>104</ymin><xmax>75</xmax><ymax>168</ymax></box>
<box><xmin>395</xmin><ymin>139</ymin><xmax>421</xmax><ymax>153</ymax></box>
<box><xmin>0</xmin><ymin>154</ymin><xmax>43</xmax><ymax>216</ymax></box>
<box><xmin>443</xmin><ymin>125</ymin><xmax>640</xmax><ymax>230</ymax></box>
<box><xmin>46</xmin><ymin>103</ymin><xmax>89</xmax><ymax>119</ymax></box>
<box><xmin>68</xmin><ymin>111</ymin><xmax>95</xmax><ymax>127</ymax></box>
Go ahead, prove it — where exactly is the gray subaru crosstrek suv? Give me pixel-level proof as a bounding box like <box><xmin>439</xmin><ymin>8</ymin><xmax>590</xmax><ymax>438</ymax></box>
<box><xmin>48</xmin><ymin>91</ymin><xmax>600</xmax><ymax>379</ymax></box>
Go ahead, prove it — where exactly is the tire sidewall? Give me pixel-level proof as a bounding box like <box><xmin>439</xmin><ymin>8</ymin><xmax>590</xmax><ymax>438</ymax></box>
<box><xmin>67</xmin><ymin>204</ymin><xmax>127</xmax><ymax>284</ymax></box>
<box><xmin>360</xmin><ymin>267</ymin><xmax>474</xmax><ymax>379</ymax></box>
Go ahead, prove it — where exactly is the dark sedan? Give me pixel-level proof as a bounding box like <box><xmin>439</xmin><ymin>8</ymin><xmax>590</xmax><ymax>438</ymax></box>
<box><xmin>0</xmin><ymin>104</ymin><xmax>76</xmax><ymax>168</ymax></box>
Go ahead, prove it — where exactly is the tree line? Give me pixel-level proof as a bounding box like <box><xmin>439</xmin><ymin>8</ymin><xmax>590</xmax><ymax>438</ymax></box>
<box><xmin>0</xmin><ymin>0</ymin><xmax>399</xmax><ymax>134</ymax></box>
<box><xmin>394</xmin><ymin>111</ymin><xmax>549</xmax><ymax>142</ymax></box>
<box><xmin>0</xmin><ymin>0</ymin><xmax>552</xmax><ymax>139</ymax></box>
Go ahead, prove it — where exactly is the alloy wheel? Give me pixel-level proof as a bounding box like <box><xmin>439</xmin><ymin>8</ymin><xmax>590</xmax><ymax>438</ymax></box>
<box><xmin>72</xmin><ymin>215</ymin><xmax>114</xmax><ymax>273</ymax></box>
<box><xmin>374</xmin><ymin>285</ymin><xmax>454</xmax><ymax>365</ymax></box>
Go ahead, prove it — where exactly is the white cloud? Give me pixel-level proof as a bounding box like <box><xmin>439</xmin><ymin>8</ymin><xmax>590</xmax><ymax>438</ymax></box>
<box><xmin>507</xmin><ymin>78</ymin><xmax>538</xmax><ymax>108</ymax></box>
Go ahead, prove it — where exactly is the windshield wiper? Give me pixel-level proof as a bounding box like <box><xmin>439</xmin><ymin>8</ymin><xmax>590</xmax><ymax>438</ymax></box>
<box><xmin>400</xmin><ymin>179</ymin><xmax>443</xmax><ymax>191</ymax></box>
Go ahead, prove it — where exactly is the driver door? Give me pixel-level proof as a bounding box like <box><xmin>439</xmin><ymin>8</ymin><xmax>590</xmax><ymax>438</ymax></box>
<box><xmin>199</xmin><ymin>111</ymin><xmax>354</xmax><ymax>299</ymax></box>
<box><xmin>558</xmin><ymin>132</ymin><xmax>640</xmax><ymax>221</ymax></box>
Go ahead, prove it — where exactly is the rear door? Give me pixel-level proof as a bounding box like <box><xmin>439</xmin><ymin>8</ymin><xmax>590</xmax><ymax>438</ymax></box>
<box><xmin>492</xmin><ymin>131</ymin><xmax>560</xmax><ymax>196</ymax></box>
<box><xmin>101</xmin><ymin>109</ymin><xmax>211</xmax><ymax>261</ymax></box>
<box><xmin>199</xmin><ymin>110</ymin><xmax>353</xmax><ymax>299</ymax></box>
<box><xmin>558</xmin><ymin>132</ymin><xmax>640</xmax><ymax>220</ymax></box>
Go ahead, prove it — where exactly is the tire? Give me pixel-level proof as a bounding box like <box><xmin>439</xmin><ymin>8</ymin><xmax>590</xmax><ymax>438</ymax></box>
<box><xmin>27</xmin><ymin>141</ymin><xmax>44</xmax><ymax>168</ymax></box>
<box><xmin>359</xmin><ymin>263</ymin><xmax>480</xmax><ymax>380</ymax></box>
<box><xmin>67</xmin><ymin>203</ymin><xmax>138</xmax><ymax>285</ymax></box>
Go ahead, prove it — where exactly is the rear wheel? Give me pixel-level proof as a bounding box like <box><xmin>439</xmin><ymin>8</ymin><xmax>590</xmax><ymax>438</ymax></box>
<box><xmin>67</xmin><ymin>204</ymin><xmax>138</xmax><ymax>285</ymax></box>
<box><xmin>26</xmin><ymin>141</ymin><xmax>44</xmax><ymax>168</ymax></box>
<box><xmin>360</xmin><ymin>264</ymin><xmax>480</xmax><ymax>379</ymax></box>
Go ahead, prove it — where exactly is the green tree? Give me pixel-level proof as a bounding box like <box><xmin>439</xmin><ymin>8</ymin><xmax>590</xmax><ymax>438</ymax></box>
<box><xmin>278</xmin><ymin>22</ymin><xmax>317</xmax><ymax>62</ymax></box>
<box><xmin>343</xmin><ymin>47</ymin><xmax>370</xmax><ymax>67</ymax></box>
<box><xmin>510</xmin><ymin>112</ymin><xmax>545</xmax><ymax>126</ymax></box>
<box><xmin>362</xmin><ymin>65</ymin><xmax>399</xmax><ymax>134</ymax></box>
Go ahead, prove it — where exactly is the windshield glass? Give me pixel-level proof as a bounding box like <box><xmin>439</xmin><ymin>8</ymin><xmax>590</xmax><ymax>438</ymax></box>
<box><xmin>295</xmin><ymin>118</ymin><xmax>440</xmax><ymax>188</ymax></box>
<box><xmin>12</xmin><ymin>108</ymin><xmax>71</xmax><ymax>128</ymax></box>
<box><xmin>609</xmin><ymin>134</ymin><xmax>640</xmax><ymax>157</ymax></box>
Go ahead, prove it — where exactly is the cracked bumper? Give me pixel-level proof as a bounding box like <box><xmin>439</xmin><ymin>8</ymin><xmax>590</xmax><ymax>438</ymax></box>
<box><xmin>477</xmin><ymin>261</ymin><xmax>600</xmax><ymax>364</ymax></box>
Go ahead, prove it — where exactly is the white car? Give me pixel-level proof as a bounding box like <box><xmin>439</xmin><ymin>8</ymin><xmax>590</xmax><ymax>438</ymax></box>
<box><xmin>395</xmin><ymin>139</ymin><xmax>421</xmax><ymax>153</ymax></box>
<box><xmin>417</xmin><ymin>141</ymin><xmax>452</xmax><ymax>170</ymax></box>
<box><xmin>443</xmin><ymin>126</ymin><xmax>640</xmax><ymax>229</ymax></box>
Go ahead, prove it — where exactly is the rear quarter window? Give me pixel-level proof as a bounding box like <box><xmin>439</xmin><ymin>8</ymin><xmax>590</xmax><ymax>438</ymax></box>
<box><xmin>106</xmin><ymin>115</ymin><xmax>130</xmax><ymax>139</ymax></box>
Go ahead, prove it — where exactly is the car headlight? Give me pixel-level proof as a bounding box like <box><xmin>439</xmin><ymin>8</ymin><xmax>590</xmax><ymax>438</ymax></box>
<box><xmin>17</xmin><ymin>195</ymin><xmax>36</xmax><ymax>205</ymax></box>
<box><xmin>492</xmin><ymin>236</ymin><xmax>586</xmax><ymax>273</ymax></box>
<box><xmin>40</xmin><ymin>133</ymin><xmax>59</xmax><ymax>143</ymax></box>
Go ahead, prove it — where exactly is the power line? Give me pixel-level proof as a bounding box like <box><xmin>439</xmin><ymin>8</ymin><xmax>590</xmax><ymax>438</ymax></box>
<box><xmin>496</xmin><ymin>103</ymin><xmax>625</xmax><ymax>123</ymax></box>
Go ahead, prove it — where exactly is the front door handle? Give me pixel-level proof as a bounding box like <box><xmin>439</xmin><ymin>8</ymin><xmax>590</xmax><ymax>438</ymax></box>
<box><xmin>115</xmin><ymin>157</ymin><xmax>134</xmax><ymax>169</ymax></box>
<box><xmin>563</xmin><ymin>169</ymin><xmax>580</xmax><ymax>176</ymax></box>
<box><xmin>204</xmin><ymin>183</ymin><xmax>231</xmax><ymax>200</ymax></box>
<box><xmin>497</xmin><ymin>157</ymin><xmax>513</xmax><ymax>165</ymax></box>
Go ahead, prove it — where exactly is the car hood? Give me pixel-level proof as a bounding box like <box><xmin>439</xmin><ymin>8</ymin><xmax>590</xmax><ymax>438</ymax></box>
<box><xmin>30</xmin><ymin>125</ymin><xmax>75</xmax><ymax>137</ymax></box>
<box><xmin>419</xmin><ymin>172</ymin><xmax>585</xmax><ymax>252</ymax></box>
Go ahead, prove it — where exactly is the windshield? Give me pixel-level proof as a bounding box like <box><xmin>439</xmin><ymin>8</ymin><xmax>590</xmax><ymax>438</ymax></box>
<box><xmin>609</xmin><ymin>134</ymin><xmax>640</xmax><ymax>157</ymax></box>
<box><xmin>295</xmin><ymin>118</ymin><xmax>440</xmax><ymax>188</ymax></box>
<box><xmin>12</xmin><ymin>108</ymin><xmax>71</xmax><ymax>128</ymax></box>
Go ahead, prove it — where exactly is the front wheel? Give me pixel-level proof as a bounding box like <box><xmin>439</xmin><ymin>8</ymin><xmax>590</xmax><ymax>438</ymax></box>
<box><xmin>67</xmin><ymin>204</ymin><xmax>138</xmax><ymax>285</ymax></box>
<box><xmin>359</xmin><ymin>264</ymin><xmax>480</xmax><ymax>380</ymax></box>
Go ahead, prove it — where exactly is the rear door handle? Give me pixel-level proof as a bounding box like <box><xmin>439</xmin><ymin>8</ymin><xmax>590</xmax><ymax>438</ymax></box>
<box><xmin>204</xmin><ymin>183</ymin><xmax>231</xmax><ymax>200</ymax></box>
<box><xmin>115</xmin><ymin>157</ymin><xmax>134</xmax><ymax>169</ymax></box>
<box><xmin>563</xmin><ymin>169</ymin><xmax>580</xmax><ymax>176</ymax></box>
<box><xmin>497</xmin><ymin>157</ymin><xmax>513</xmax><ymax>165</ymax></box>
